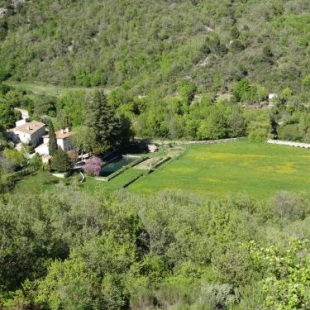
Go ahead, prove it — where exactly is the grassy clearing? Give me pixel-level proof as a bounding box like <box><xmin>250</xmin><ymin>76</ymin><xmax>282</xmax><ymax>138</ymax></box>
<box><xmin>128</xmin><ymin>141</ymin><xmax>310</xmax><ymax>199</ymax></box>
<box><xmin>13</xmin><ymin>168</ymin><xmax>143</xmax><ymax>194</ymax></box>
<box><xmin>80</xmin><ymin>168</ymin><xmax>143</xmax><ymax>192</ymax></box>
<box><xmin>14</xmin><ymin>141</ymin><xmax>310</xmax><ymax>199</ymax></box>
<box><xmin>4</xmin><ymin>81</ymin><xmax>109</xmax><ymax>97</ymax></box>
<box><xmin>12</xmin><ymin>170</ymin><xmax>65</xmax><ymax>194</ymax></box>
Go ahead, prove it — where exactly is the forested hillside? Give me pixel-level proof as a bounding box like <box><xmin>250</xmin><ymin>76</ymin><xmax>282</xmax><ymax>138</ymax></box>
<box><xmin>1</xmin><ymin>0</ymin><xmax>310</xmax><ymax>97</ymax></box>
<box><xmin>2</xmin><ymin>0</ymin><xmax>310</xmax><ymax>141</ymax></box>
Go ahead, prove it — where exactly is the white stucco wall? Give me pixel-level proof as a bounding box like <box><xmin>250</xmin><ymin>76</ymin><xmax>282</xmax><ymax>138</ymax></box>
<box><xmin>57</xmin><ymin>138</ymin><xmax>72</xmax><ymax>151</ymax></box>
<box><xmin>14</xmin><ymin>126</ymin><xmax>46</xmax><ymax>145</ymax></box>
<box><xmin>35</xmin><ymin>144</ymin><xmax>49</xmax><ymax>155</ymax></box>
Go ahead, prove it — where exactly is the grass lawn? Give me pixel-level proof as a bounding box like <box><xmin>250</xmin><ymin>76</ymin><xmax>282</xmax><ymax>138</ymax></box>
<box><xmin>79</xmin><ymin>168</ymin><xmax>143</xmax><ymax>192</ymax></box>
<box><xmin>128</xmin><ymin>141</ymin><xmax>310</xmax><ymax>199</ymax></box>
<box><xmin>4</xmin><ymin>81</ymin><xmax>110</xmax><ymax>97</ymax></box>
<box><xmin>13</xmin><ymin>168</ymin><xmax>144</xmax><ymax>195</ymax></box>
<box><xmin>12</xmin><ymin>170</ymin><xmax>66</xmax><ymax>195</ymax></box>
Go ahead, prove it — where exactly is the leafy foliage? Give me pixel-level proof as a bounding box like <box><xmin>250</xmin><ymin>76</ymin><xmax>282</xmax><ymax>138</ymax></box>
<box><xmin>1</xmin><ymin>0</ymin><xmax>310</xmax><ymax>100</ymax></box>
<box><xmin>247</xmin><ymin>240</ymin><xmax>310</xmax><ymax>309</ymax></box>
<box><xmin>1</xmin><ymin>2</ymin><xmax>310</xmax><ymax>306</ymax></box>
<box><xmin>51</xmin><ymin>149</ymin><xmax>72</xmax><ymax>173</ymax></box>
<box><xmin>0</xmin><ymin>179</ymin><xmax>309</xmax><ymax>308</ymax></box>
<box><xmin>0</xmin><ymin>147</ymin><xmax>24</xmax><ymax>172</ymax></box>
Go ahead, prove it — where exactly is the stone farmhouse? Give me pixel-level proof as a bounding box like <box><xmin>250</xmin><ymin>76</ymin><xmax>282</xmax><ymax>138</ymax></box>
<box><xmin>7</xmin><ymin>109</ymin><xmax>74</xmax><ymax>160</ymax></box>
<box><xmin>35</xmin><ymin>128</ymin><xmax>73</xmax><ymax>156</ymax></box>
<box><xmin>7</xmin><ymin>120</ymin><xmax>46</xmax><ymax>145</ymax></box>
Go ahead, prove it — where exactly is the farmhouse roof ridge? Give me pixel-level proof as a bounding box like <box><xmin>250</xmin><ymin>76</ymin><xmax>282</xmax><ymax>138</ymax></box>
<box><xmin>43</xmin><ymin>128</ymin><xmax>72</xmax><ymax>139</ymax></box>
<box><xmin>14</xmin><ymin>120</ymin><xmax>46</xmax><ymax>134</ymax></box>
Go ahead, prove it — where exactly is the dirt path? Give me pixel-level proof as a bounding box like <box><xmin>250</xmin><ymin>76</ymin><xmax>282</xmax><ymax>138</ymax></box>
<box><xmin>135</xmin><ymin>157</ymin><xmax>161</xmax><ymax>170</ymax></box>
<box><xmin>267</xmin><ymin>139</ymin><xmax>310</xmax><ymax>149</ymax></box>
<box><xmin>150</xmin><ymin>137</ymin><xmax>244</xmax><ymax>145</ymax></box>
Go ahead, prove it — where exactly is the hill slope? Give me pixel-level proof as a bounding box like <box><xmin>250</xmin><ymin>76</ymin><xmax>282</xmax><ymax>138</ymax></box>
<box><xmin>1</xmin><ymin>0</ymin><xmax>310</xmax><ymax>96</ymax></box>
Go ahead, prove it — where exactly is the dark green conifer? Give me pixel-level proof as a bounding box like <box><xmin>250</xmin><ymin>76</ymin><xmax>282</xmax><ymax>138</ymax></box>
<box><xmin>51</xmin><ymin>148</ymin><xmax>72</xmax><ymax>172</ymax></box>
<box><xmin>84</xmin><ymin>90</ymin><xmax>130</xmax><ymax>154</ymax></box>
<box><xmin>48</xmin><ymin>120</ymin><xmax>58</xmax><ymax>156</ymax></box>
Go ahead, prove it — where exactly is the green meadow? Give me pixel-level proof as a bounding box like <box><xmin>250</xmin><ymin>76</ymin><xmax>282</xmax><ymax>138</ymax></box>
<box><xmin>128</xmin><ymin>141</ymin><xmax>310</xmax><ymax>199</ymax></box>
<box><xmin>13</xmin><ymin>141</ymin><xmax>310</xmax><ymax>199</ymax></box>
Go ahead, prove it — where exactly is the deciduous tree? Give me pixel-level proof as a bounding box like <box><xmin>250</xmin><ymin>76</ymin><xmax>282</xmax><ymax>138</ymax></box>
<box><xmin>83</xmin><ymin>156</ymin><xmax>102</xmax><ymax>176</ymax></box>
<box><xmin>247</xmin><ymin>239</ymin><xmax>310</xmax><ymax>309</ymax></box>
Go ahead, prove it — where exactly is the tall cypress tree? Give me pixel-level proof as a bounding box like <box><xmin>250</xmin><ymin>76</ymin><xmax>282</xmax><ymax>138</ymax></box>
<box><xmin>48</xmin><ymin>120</ymin><xmax>58</xmax><ymax>156</ymax></box>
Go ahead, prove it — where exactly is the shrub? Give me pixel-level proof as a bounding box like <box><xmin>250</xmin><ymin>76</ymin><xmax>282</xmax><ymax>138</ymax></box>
<box><xmin>1</xmin><ymin>148</ymin><xmax>25</xmax><ymax>172</ymax></box>
<box><xmin>247</xmin><ymin>121</ymin><xmax>271</xmax><ymax>142</ymax></box>
<box><xmin>200</xmin><ymin>283</ymin><xmax>240</xmax><ymax>309</ymax></box>
<box><xmin>51</xmin><ymin>149</ymin><xmax>72</xmax><ymax>173</ymax></box>
<box><xmin>28</xmin><ymin>153</ymin><xmax>42</xmax><ymax>171</ymax></box>
<box><xmin>270</xmin><ymin>191</ymin><xmax>309</xmax><ymax>222</ymax></box>
<box><xmin>277</xmin><ymin>124</ymin><xmax>302</xmax><ymax>141</ymax></box>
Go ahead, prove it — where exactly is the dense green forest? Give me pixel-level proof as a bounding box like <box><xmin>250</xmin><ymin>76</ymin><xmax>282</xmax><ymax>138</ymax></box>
<box><xmin>0</xmin><ymin>0</ymin><xmax>310</xmax><ymax>309</ymax></box>
<box><xmin>0</xmin><ymin>184</ymin><xmax>309</xmax><ymax>309</ymax></box>
<box><xmin>1</xmin><ymin>0</ymin><xmax>310</xmax><ymax>141</ymax></box>
<box><xmin>1</xmin><ymin>0</ymin><xmax>310</xmax><ymax>96</ymax></box>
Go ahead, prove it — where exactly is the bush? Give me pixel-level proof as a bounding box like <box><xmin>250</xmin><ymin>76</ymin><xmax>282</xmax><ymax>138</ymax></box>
<box><xmin>200</xmin><ymin>284</ymin><xmax>240</xmax><ymax>309</ymax></box>
<box><xmin>51</xmin><ymin>149</ymin><xmax>72</xmax><ymax>173</ymax></box>
<box><xmin>28</xmin><ymin>153</ymin><xmax>42</xmax><ymax>171</ymax></box>
<box><xmin>247</xmin><ymin>121</ymin><xmax>271</xmax><ymax>142</ymax></box>
<box><xmin>277</xmin><ymin>124</ymin><xmax>302</xmax><ymax>141</ymax></box>
<box><xmin>270</xmin><ymin>191</ymin><xmax>309</xmax><ymax>222</ymax></box>
<box><xmin>1</xmin><ymin>148</ymin><xmax>25</xmax><ymax>173</ymax></box>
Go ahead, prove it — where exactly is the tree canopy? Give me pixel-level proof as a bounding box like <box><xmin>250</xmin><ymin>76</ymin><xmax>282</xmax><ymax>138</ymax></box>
<box><xmin>83</xmin><ymin>90</ymin><xmax>131</xmax><ymax>154</ymax></box>
<box><xmin>0</xmin><ymin>0</ymin><xmax>310</xmax><ymax>99</ymax></box>
<box><xmin>0</xmin><ymin>185</ymin><xmax>309</xmax><ymax>309</ymax></box>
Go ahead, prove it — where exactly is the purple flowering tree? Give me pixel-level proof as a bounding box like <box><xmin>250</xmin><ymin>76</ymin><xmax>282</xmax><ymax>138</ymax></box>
<box><xmin>83</xmin><ymin>156</ymin><xmax>102</xmax><ymax>176</ymax></box>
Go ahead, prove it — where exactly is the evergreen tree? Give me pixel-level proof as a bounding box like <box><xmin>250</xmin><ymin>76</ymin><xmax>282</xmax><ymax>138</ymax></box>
<box><xmin>51</xmin><ymin>149</ymin><xmax>72</xmax><ymax>172</ymax></box>
<box><xmin>48</xmin><ymin>120</ymin><xmax>58</xmax><ymax>156</ymax></box>
<box><xmin>84</xmin><ymin>90</ymin><xmax>130</xmax><ymax>154</ymax></box>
